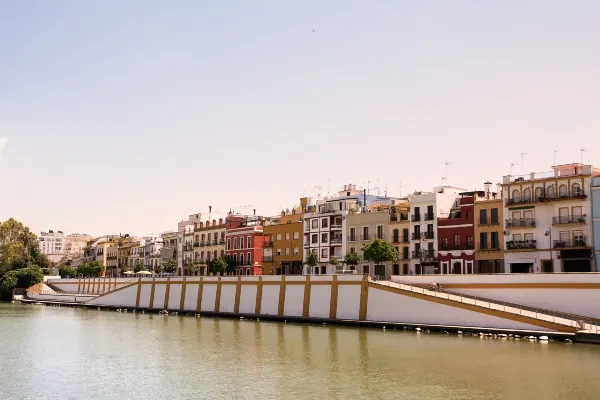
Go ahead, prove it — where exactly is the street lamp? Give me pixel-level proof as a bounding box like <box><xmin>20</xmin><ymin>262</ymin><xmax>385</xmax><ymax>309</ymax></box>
<box><xmin>544</xmin><ymin>228</ymin><xmax>552</xmax><ymax>273</ymax></box>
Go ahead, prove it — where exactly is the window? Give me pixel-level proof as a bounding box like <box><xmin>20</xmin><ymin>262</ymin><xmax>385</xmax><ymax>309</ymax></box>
<box><xmin>293</xmin><ymin>247</ymin><xmax>299</xmax><ymax>255</ymax></box>
<box><xmin>547</xmin><ymin>185</ymin><xmax>556</xmax><ymax>198</ymax></box>
<box><xmin>479</xmin><ymin>232</ymin><xmax>488</xmax><ymax>249</ymax></box>
<box><xmin>285</xmin><ymin>233</ymin><xmax>290</xmax><ymax>240</ymax></box>
<box><xmin>321</xmin><ymin>233</ymin><xmax>328</xmax><ymax>243</ymax></box>
<box><xmin>512</xmin><ymin>189</ymin><xmax>520</xmax><ymax>202</ymax></box>
<box><xmin>513</xmin><ymin>233</ymin><xmax>522</xmax><ymax>241</ymax></box>
<box><xmin>311</xmin><ymin>219</ymin><xmax>318</xmax><ymax>229</ymax></box>
<box><xmin>233</xmin><ymin>253</ymin><xmax>238</xmax><ymax>263</ymax></box>
<box><xmin>479</xmin><ymin>209</ymin><xmax>488</xmax><ymax>224</ymax></box>
<box><xmin>350</xmin><ymin>228</ymin><xmax>356</xmax><ymax>241</ymax></box>
<box><xmin>523</xmin><ymin>188</ymin><xmax>532</xmax><ymax>201</ymax></box>
<box><xmin>442</xmin><ymin>237</ymin><xmax>448</xmax><ymax>249</ymax></box>
<box><xmin>233</xmin><ymin>238</ymin><xmax>238</xmax><ymax>249</ymax></box>
<box><xmin>572</xmin><ymin>206</ymin><xmax>583</xmax><ymax>218</ymax></box>
<box><xmin>247</xmin><ymin>236</ymin><xmax>252</xmax><ymax>248</ymax></box>
<box><xmin>276</xmin><ymin>234</ymin><xmax>282</xmax><ymax>241</ymax></box>
<box><xmin>247</xmin><ymin>252</ymin><xmax>251</xmax><ymax>265</ymax></box>
<box><xmin>362</xmin><ymin>227</ymin><xmax>369</xmax><ymax>240</ymax></box>
<box><xmin>363</xmin><ymin>265</ymin><xmax>370</xmax><ymax>274</ymax></box>
<box><xmin>293</xmin><ymin>232</ymin><xmax>299</xmax><ymax>240</ymax></box>
<box><xmin>491</xmin><ymin>232</ymin><xmax>499</xmax><ymax>249</ymax></box>
<box><xmin>240</xmin><ymin>237</ymin><xmax>245</xmax><ymax>249</ymax></box>
<box><xmin>321</xmin><ymin>218</ymin><xmax>328</xmax><ymax>228</ymax></box>
<box><xmin>246</xmin><ymin>268</ymin><xmax>251</xmax><ymax>276</ymax></box>
<box><xmin>453</xmin><ymin>234</ymin><xmax>460</xmax><ymax>247</ymax></box>
<box><xmin>572</xmin><ymin>183</ymin><xmax>581</xmax><ymax>196</ymax></box>
<box><xmin>350</xmin><ymin>247</ymin><xmax>356</xmax><ymax>253</ymax></box>
<box><xmin>305</xmin><ymin>220</ymin><xmax>310</xmax><ymax>230</ymax></box>
<box><xmin>240</xmin><ymin>253</ymin><xmax>245</xmax><ymax>265</ymax></box>
<box><xmin>311</xmin><ymin>234</ymin><xmax>318</xmax><ymax>244</ymax></box>
<box><xmin>467</xmin><ymin>236</ymin><xmax>473</xmax><ymax>248</ymax></box>
<box><xmin>491</xmin><ymin>208</ymin><xmax>499</xmax><ymax>224</ymax></box>
<box><xmin>559</xmin><ymin>184</ymin><xmax>568</xmax><ymax>197</ymax></box>
<box><xmin>321</xmin><ymin>248</ymin><xmax>328</xmax><ymax>258</ymax></box>
<box><xmin>376</xmin><ymin>225</ymin><xmax>384</xmax><ymax>239</ymax></box>
<box><xmin>276</xmin><ymin>248</ymin><xmax>282</xmax><ymax>256</ymax></box>
<box><xmin>207</xmin><ymin>233</ymin><xmax>211</xmax><ymax>242</ymax></box>
<box><xmin>535</xmin><ymin>187</ymin><xmax>543</xmax><ymax>200</ymax></box>
<box><xmin>524</xmin><ymin>233</ymin><xmax>533</xmax><ymax>241</ymax></box>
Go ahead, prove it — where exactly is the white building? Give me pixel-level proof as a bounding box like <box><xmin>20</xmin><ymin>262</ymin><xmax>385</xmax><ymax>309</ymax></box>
<box><xmin>501</xmin><ymin>164</ymin><xmax>597</xmax><ymax>273</ymax></box>
<box><xmin>408</xmin><ymin>187</ymin><xmax>465</xmax><ymax>275</ymax></box>
<box><xmin>64</xmin><ymin>233</ymin><xmax>92</xmax><ymax>255</ymax></box>
<box><xmin>303</xmin><ymin>184</ymin><xmax>395</xmax><ymax>275</ymax></box>
<box><xmin>38</xmin><ymin>230</ymin><xmax>65</xmax><ymax>256</ymax></box>
<box><xmin>144</xmin><ymin>237</ymin><xmax>164</xmax><ymax>272</ymax></box>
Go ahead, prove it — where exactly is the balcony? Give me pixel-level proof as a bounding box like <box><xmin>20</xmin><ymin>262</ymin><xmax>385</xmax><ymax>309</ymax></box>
<box><xmin>440</xmin><ymin>243</ymin><xmax>474</xmax><ymax>251</ymax></box>
<box><xmin>505</xmin><ymin>218</ymin><xmax>535</xmax><ymax>228</ymax></box>
<box><xmin>411</xmin><ymin>232</ymin><xmax>421</xmax><ymax>241</ymax></box>
<box><xmin>505</xmin><ymin>197</ymin><xmax>535</xmax><ymax>206</ymax></box>
<box><xmin>212</xmin><ymin>240</ymin><xmax>219</xmax><ymax>245</ymax></box>
<box><xmin>304</xmin><ymin>242</ymin><xmax>311</xmax><ymax>247</ymax></box>
<box><xmin>392</xmin><ymin>236</ymin><xmax>400</xmax><ymax>243</ymax></box>
<box><xmin>478</xmin><ymin>218</ymin><xmax>499</xmax><ymax>226</ymax></box>
<box><xmin>331</xmin><ymin>224</ymin><xmax>343</xmax><ymax>230</ymax></box>
<box><xmin>553</xmin><ymin>238</ymin><xmax>589</xmax><ymax>249</ymax></box>
<box><xmin>263</xmin><ymin>256</ymin><xmax>274</xmax><ymax>262</ymax></box>
<box><xmin>506</xmin><ymin>192</ymin><xmax>588</xmax><ymax>206</ymax></box>
<box><xmin>411</xmin><ymin>214</ymin><xmax>421</xmax><ymax>222</ymax></box>
<box><xmin>194</xmin><ymin>241</ymin><xmax>200</xmax><ymax>247</ymax></box>
<box><xmin>552</xmin><ymin>216</ymin><xmax>586</xmax><ymax>225</ymax></box>
<box><xmin>477</xmin><ymin>244</ymin><xmax>501</xmax><ymax>251</ymax></box>
<box><xmin>421</xmin><ymin>251</ymin><xmax>437</xmax><ymax>262</ymax></box>
<box><xmin>399</xmin><ymin>254</ymin><xmax>410</xmax><ymax>260</ymax></box>
<box><xmin>263</xmin><ymin>240</ymin><xmax>274</xmax><ymax>247</ymax></box>
<box><xmin>390</xmin><ymin>214</ymin><xmax>409</xmax><ymax>222</ymax></box>
<box><xmin>348</xmin><ymin>236</ymin><xmax>357</xmax><ymax>242</ymax></box>
<box><xmin>330</xmin><ymin>238</ymin><xmax>343</xmax><ymax>245</ymax></box>
<box><xmin>401</xmin><ymin>236</ymin><xmax>409</xmax><ymax>243</ymax></box>
<box><xmin>424</xmin><ymin>213</ymin><xmax>434</xmax><ymax>221</ymax></box>
<box><xmin>422</xmin><ymin>232</ymin><xmax>435</xmax><ymax>240</ymax></box>
<box><xmin>411</xmin><ymin>251</ymin><xmax>421</xmax><ymax>259</ymax></box>
<box><xmin>506</xmin><ymin>240</ymin><xmax>537</xmax><ymax>250</ymax></box>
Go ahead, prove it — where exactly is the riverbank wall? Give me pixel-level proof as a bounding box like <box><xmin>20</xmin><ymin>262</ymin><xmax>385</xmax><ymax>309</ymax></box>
<box><xmin>31</xmin><ymin>275</ymin><xmax>585</xmax><ymax>334</ymax></box>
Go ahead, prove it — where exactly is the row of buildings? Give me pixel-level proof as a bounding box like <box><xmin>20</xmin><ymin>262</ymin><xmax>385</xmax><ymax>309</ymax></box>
<box><xmin>53</xmin><ymin>163</ymin><xmax>600</xmax><ymax>277</ymax></box>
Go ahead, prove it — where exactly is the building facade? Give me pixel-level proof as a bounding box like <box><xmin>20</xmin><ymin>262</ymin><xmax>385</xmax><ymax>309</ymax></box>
<box><xmin>64</xmin><ymin>234</ymin><xmax>92</xmax><ymax>255</ymax></box>
<box><xmin>194</xmin><ymin>217</ymin><xmax>226</xmax><ymax>276</ymax></box>
<box><xmin>263</xmin><ymin>201</ymin><xmax>305</xmax><ymax>275</ymax></box>
<box><xmin>408</xmin><ymin>187</ymin><xmax>464</xmax><ymax>275</ymax></box>
<box><xmin>437</xmin><ymin>192</ymin><xmax>477</xmax><ymax>275</ymax></box>
<box><xmin>502</xmin><ymin>164</ymin><xmax>597</xmax><ymax>273</ymax></box>
<box><xmin>38</xmin><ymin>230</ymin><xmax>65</xmax><ymax>259</ymax></box>
<box><xmin>389</xmin><ymin>201</ymin><xmax>411</xmax><ymax>275</ymax></box>
<box><xmin>593</xmin><ymin>177</ymin><xmax>600</xmax><ymax>272</ymax></box>
<box><xmin>474</xmin><ymin>186</ymin><xmax>504</xmax><ymax>273</ymax></box>
<box><xmin>347</xmin><ymin>206</ymin><xmax>391</xmax><ymax>277</ymax></box>
<box><xmin>225</xmin><ymin>214</ymin><xmax>266</xmax><ymax>275</ymax></box>
<box><xmin>144</xmin><ymin>237</ymin><xmax>163</xmax><ymax>272</ymax></box>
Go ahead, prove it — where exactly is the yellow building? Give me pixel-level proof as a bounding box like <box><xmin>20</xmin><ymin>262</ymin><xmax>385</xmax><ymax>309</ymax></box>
<box><xmin>388</xmin><ymin>201</ymin><xmax>411</xmax><ymax>275</ymax></box>
<box><xmin>263</xmin><ymin>198</ymin><xmax>306</xmax><ymax>275</ymax></box>
<box><xmin>474</xmin><ymin>195</ymin><xmax>504</xmax><ymax>273</ymax></box>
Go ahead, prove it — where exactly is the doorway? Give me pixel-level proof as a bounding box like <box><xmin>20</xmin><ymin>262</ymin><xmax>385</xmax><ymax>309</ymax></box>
<box><xmin>375</xmin><ymin>264</ymin><xmax>386</xmax><ymax>278</ymax></box>
<box><xmin>541</xmin><ymin>260</ymin><xmax>553</xmax><ymax>273</ymax></box>
<box><xmin>452</xmin><ymin>262</ymin><xmax>462</xmax><ymax>274</ymax></box>
<box><xmin>393</xmin><ymin>264</ymin><xmax>400</xmax><ymax>275</ymax></box>
<box><xmin>510</xmin><ymin>263</ymin><xmax>533</xmax><ymax>273</ymax></box>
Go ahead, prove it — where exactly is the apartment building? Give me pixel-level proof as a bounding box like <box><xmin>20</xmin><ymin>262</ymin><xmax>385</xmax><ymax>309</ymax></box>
<box><xmin>38</xmin><ymin>230</ymin><xmax>65</xmax><ymax>259</ymax></box>
<box><xmin>389</xmin><ymin>201</ymin><xmax>411</xmax><ymax>275</ymax></box>
<box><xmin>225</xmin><ymin>213</ymin><xmax>266</xmax><ymax>275</ymax></box>
<box><xmin>409</xmin><ymin>187</ymin><xmax>465</xmax><ymax>274</ymax></box>
<box><xmin>263</xmin><ymin>201</ymin><xmax>305</xmax><ymax>275</ymax></box>
<box><xmin>178</xmin><ymin>213</ymin><xmax>208</xmax><ymax>276</ymax></box>
<box><xmin>347</xmin><ymin>205</ymin><xmax>392</xmax><ymax>277</ymax></box>
<box><xmin>160</xmin><ymin>231</ymin><xmax>179</xmax><ymax>271</ymax></box>
<box><xmin>502</xmin><ymin>163</ymin><xmax>597</xmax><ymax>273</ymax></box>
<box><xmin>194</xmin><ymin>217</ymin><xmax>226</xmax><ymax>276</ymax></box>
<box><xmin>106</xmin><ymin>243</ymin><xmax>119</xmax><ymax>276</ymax></box>
<box><xmin>474</xmin><ymin>184</ymin><xmax>504</xmax><ymax>273</ymax></box>
<box><xmin>593</xmin><ymin>177</ymin><xmax>600</xmax><ymax>272</ymax></box>
<box><xmin>64</xmin><ymin>233</ymin><xmax>92</xmax><ymax>255</ymax></box>
<box><xmin>144</xmin><ymin>237</ymin><xmax>163</xmax><ymax>272</ymax></box>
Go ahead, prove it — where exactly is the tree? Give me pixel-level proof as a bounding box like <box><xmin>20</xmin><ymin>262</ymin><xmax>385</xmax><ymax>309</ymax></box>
<box><xmin>210</xmin><ymin>256</ymin><xmax>228</xmax><ymax>275</ymax></box>
<box><xmin>133</xmin><ymin>262</ymin><xmax>146</xmax><ymax>273</ymax></box>
<box><xmin>305</xmin><ymin>251</ymin><xmax>319</xmax><ymax>273</ymax></box>
<box><xmin>362</xmin><ymin>239</ymin><xmax>398</xmax><ymax>275</ymax></box>
<box><xmin>329</xmin><ymin>256</ymin><xmax>340</xmax><ymax>270</ymax></box>
<box><xmin>0</xmin><ymin>266</ymin><xmax>44</xmax><ymax>301</ymax></box>
<box><xmin>189</xmin><ymin>262</ymin><xmax>199</xmax><ymax>276</ymax></box>
<box><xmin>76</xmin><ymin>261</ymin><xmax>103</xmax><ymax>277</ymax></box>
<box><xmin>344</xmin><ymin>252</ymin><xmax>361</xmax><ymax>270</ymax></box>
<box><xmin>224</xmin><ymin>256</ymin><xmax>236</xmax><ymax>274</ymax></box>
<box><xmin>58</xmin><ymin>265</ymin><xmax>76</xmax><ymax>278</ymax></box>
<box><xmin>162</xmin><ymin>259</ymin><xmax>177</xmax><ymax>275</ymax></box>
<box><xmin>0</xmin><ymin>218</ymin><xmax>46</xmax><ymax>275</ymax></box>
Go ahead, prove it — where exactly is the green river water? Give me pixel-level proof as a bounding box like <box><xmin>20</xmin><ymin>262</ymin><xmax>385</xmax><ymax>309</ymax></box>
<box><xmin>1</xmin><ymin>303</ymin><xmax>599</xmax><ymax>400</ymax></box>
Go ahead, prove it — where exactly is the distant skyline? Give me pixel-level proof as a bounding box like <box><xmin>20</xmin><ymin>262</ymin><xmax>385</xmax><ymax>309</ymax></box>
<box><xmin>1</xmin><ymin>1</ymin><xmax>598</xmax><ymax>237</ymax></box>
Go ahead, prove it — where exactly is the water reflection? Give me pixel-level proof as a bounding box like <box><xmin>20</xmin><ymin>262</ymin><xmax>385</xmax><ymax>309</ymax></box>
<box><xmin>0</xmin><ymin>303</ymin><xmax>599</xmax><ymax>400</ymax></box>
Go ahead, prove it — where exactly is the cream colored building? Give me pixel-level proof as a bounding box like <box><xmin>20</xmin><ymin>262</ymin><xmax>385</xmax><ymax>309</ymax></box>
<box><xmin>194</xmin><ymin>217</ymin><xmax>226</xmax><ymax>276</ymax></box>
<box><xmin>346</xmin><ymin>205</ymin><xmax>391</xmax><ymax>278</ymax></box>
<box><xmin>388</xmin><ymin>201</ymin><xmax>411</xmax><ymax>275</ymax></box>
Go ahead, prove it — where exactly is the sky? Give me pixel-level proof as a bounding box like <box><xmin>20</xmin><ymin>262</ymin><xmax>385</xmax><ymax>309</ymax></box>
<box><xmin>0</xmin><ymin>0</ymin><xmax>599</xmax><ymax>237</ymax></box>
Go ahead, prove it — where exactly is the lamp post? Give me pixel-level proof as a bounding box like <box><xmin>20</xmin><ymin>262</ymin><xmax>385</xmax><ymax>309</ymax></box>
<box><xmin>545</xmin><ymin>228</ymin><xmax>552</xmax><ymax>273</ymax></box>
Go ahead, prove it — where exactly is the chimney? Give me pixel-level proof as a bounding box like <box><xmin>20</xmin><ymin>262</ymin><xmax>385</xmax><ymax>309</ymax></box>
<box><xmin>212</xmin><ymin>219</ymin><xmax>216</xmax><ymax>226</ymax></box>
<box><xmin>209</xmin><ymin>205</ymin><xmax>212</xmax><ymax>213</ymax></box>
<box><xmin>253</xmin><ymin>209</ymin><xmax>256</xmax><ymax>216</ymax></box>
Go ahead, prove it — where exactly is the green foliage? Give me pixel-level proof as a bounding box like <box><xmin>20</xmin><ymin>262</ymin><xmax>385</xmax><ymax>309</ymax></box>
<box><xmin>189</xmin><ymin>262</ymin><xmax>199</xmax><ymax>275</ymax></box>
<box><xmin>76</xmin><ymin>261</ymin><xmax>104</xmax><ymax>277</ymax></box>
<box><xmin>343</xmin><ymin>252</ymin><xmax>361</xmax><ymax>268</ymax></box>
<box><xmin>58</xmin><ymin>265</ymin><xmax>76</xmax><ymax>278</ymax></box>
<box><xmin>162</xmin><ymin>259</ymin><xmax>177</xmax><ymax>274</ymax></box>
<box><xmin>305</xmin><ymin>251</ymin><xmax>319</xmax><ymax>267</ymax></box>
<box><xmin>133</xmin><ymin>262</ymin><xmax>146</xmax><ymax>273</ymax></box>
<box><xmin>210</xmin><ymin>256</ymin><xmax>228</xmax><ymax>275</ymax></box>
<box><xmin>0</xmin><ymin>266</ymin><xmax>44</xmax><ymax>301</ymax></box>
<box><xmin>329</xmin><ymin>257</ymin><xmax>340</xmax><ymax>266</ymax></box>
<box><xmin>362</xmin><ymin>239</ymin><xmax>398</xmax><ymax>265</ymax></box>
<box><xmin>224</xmin><ymin>256</ymin><xmax>236</xmax><ymax>274</ymax></box>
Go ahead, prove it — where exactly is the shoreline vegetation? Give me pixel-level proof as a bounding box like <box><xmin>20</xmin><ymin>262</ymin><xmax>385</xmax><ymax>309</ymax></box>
<box><xmin>0</xmin><ymin>218</ymin><xmax>48</xmax><ymax>301</ymax></box>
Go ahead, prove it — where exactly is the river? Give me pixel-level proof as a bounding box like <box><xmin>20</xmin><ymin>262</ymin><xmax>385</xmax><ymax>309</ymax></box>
<box><xmin>1</xmin><ymin>303</ymin><xmax>599</xmax><ymax>399</ymax></box>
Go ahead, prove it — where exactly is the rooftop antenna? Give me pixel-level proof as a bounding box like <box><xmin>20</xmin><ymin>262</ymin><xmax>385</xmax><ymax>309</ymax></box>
<box><xmin>314</xmin><ymin>186</ymin><xmax>323</xmax><ymax>199</ymax></box>
<box><xmin>444</xmin><ymin>161</ymin><xmax>451</xmax><ymax>186</ymax></box>
<box><xmin>384</xmin><ymin>186</ymin><xmax>388</xmax><ymax>197</ymax></box>
<box><xmin>554</xmin><ymin>149</ymin><xmax>561</xmax><ymax>166</ymax></box>
<box><xmin>520</xmin><ymin>152</ymin><xmax>527</xmax><ymax>175</ymax></box>
<box><xmin>510</xmin><ymin>162</ymin><xmax>519</xmax><ymax>175</ymax></box>
<box><xmin>581</xmin><ymin>149</ymin><xmax>587</xmax><ymax>165</ymax></box>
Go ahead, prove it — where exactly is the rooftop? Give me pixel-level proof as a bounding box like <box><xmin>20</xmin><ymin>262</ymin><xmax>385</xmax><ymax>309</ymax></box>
<box><xmin>502</xmin><ymin>164</ymin><xmax>596</xmax><ymax>185</ymax></box>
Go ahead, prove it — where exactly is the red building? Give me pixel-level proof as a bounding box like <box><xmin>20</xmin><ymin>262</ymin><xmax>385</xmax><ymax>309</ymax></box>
<box><xmin>225</xmin><ymin>213</ymin><xmax>266</xmax><ymax>275</ymax></box>
<box><xmin>437</xmin><ymin>192</ymin><xmax>479</xmax><ymax>274</ymax></box>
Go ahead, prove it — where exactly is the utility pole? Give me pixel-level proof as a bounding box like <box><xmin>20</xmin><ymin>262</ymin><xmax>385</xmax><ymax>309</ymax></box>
<box><xmin>581</xmin><ymin>149</ymin><xmax>587</xmax><ymax>165</ymax></box>
<box><xmin>510</xmin><ymin>163</ymin><xmax>519</xmax><ymax>175</ymax></box>
<box><xmin>444</xmin><ymin>161</ymin><xmax>451</xmax><ymax>186</ymax></box>
<box><xmin>554</xmin><ymin>149</ymin><xmax>561</xmax><ymax>166</ymax></box>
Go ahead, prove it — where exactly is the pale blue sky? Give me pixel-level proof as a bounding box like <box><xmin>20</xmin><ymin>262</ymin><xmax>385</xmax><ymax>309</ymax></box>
<box><xmin>1</xmin><ymin>1</ymin><xmax>598</xmax><ymax>237</ymax></box>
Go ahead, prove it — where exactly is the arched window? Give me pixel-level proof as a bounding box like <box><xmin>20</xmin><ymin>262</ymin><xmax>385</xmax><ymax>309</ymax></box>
<box><xmin>512</xmin><ymin>189</ymin><xmax>521</xmax><ymax>202</ymax></box>
<box><xmin>233</xmin><ymin>237</ymin><xmax>238</xmax><ymax>249</ymax></box>
<box><xmin>572</xmin><ymin>183</ymin><xmax>581</xmax><ymax>196</ymax></box>
<box><xmin>559</xmin><ymin>184</ymin><xmax>568</xmax><ymax>197</ymax></box>
<box><xmin>240</xmin><ymin>237</ymin><xmax>245</xmax><ymax>249</ymax></box>
<box><xmin>523</xmin><ymin>188</ymin><xmax>532</xmax><ymax>202</ymax></box>
<box><xmin>547</xmin><ymin>185</ymin><xmax>555</xmax><ymax>198</ymax></box>
<box><xmin>535</xmin><ymin>187</ymin><xmax>543</xmax><ymax>200</ymax></box>
<box><xmin>240</xmin><ymin>253</ymin><xmax>244</xmax><ymax>265</ymax></box>
<box><xmin>247</xmin><ymin>252</ymin><xmax>251</xmax><ymax>265</ymax></box>
<box><xmin>233</xmin><ymin>253</ymin><xmax>237</xmax><ymax>263</ymax></box>
<box><xmin>246</xmin><ymin>268</ymin><xmax>251</xmax><ymax>275</ymax></box>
